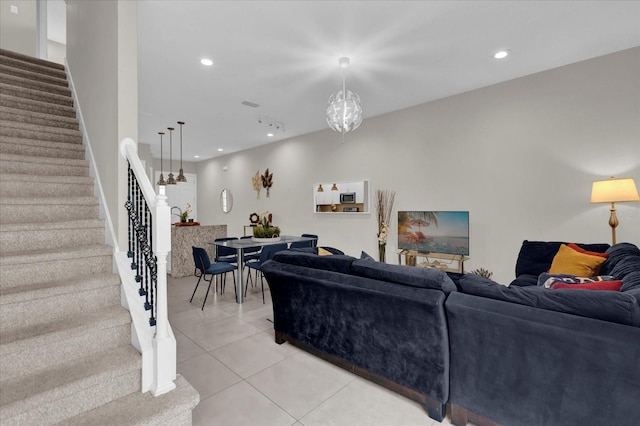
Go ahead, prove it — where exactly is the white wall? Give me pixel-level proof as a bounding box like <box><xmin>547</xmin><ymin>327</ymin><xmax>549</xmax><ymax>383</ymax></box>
<box><xmin>0</xmin><ymin>0</ymin><xmax>36</xmax><ymax>56</ymax></box>
<box><xmin>66</xmin><ymin>0</ymin><xmax>137</xmax><ymax>249</ymax></box>
<box><xmin>197</xmin><ymin>48</ymin><xmax>640</xmax><ymax>283</ymax></box>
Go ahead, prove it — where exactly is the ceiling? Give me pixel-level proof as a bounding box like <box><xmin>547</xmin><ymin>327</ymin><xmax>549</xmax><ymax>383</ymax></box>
<box><xmin>137</xmin><ymin>0</ymin><xmax>640</xmax><ymax>162</ymax></box>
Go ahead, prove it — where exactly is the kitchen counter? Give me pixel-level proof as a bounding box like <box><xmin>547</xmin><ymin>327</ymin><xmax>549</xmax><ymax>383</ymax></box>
<box><xmin>170</xmin><ymin>224</ymin><xmax>227</xmax><ymax>278</ymax></box>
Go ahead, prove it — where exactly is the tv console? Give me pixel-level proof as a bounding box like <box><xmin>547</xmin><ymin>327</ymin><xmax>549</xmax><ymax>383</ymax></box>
<box><xmin>397</xmin><ymin>249</ymin><xmax>468</xmax><ymax>273</ymax></box>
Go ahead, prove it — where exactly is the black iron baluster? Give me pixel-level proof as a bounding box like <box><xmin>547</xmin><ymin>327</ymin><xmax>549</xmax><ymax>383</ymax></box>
<box><xmin>123</xmin><ymin>162</ymin><xmax>160</xmax><ymax>327</ymax></box>
<box><xmin>127</xmin><ymin>164</ymin><xmax>133</xmax><ymax>259</ymax></box>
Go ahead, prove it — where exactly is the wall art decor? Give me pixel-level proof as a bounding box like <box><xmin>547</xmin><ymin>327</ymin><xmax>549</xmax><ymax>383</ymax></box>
<box><xmin>262</xmin><ymin>168</ymin><xmax>273</xmax><ymax>197</ymax></box>
<box><xmin>251</xmin><ymin>170</ymin><xmax>262</xmax><ymax>199</ymax></box>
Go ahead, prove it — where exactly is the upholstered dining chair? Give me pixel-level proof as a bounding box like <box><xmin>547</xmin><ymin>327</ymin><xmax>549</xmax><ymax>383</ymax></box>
<box><xmin>301</xmin><ymin>233</ymin><xmax>318</xmax><ymax>247</ymax></box>
<box><xmin>244</xmin><ymin>242</ymin><xmax>288</xmax><ymax>303</ymax></box>
<box><xmin>214</xmin><ymin>237</ymin><xmax>239</xmax><ymax>265</ymax></box>
<box><xmin>240</xmin><ymin>235</ymin><xmax>261</xmax><ymax>267</ymax></box>
<box><xmin>191</xmin><ymin>246</ymin><xmax>236</xmax><ymax>310</ymax></box>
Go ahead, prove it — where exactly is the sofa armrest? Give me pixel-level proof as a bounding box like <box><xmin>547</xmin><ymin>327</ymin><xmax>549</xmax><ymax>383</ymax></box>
<box><xmin>445</xmin><ymin>292</ymin><xmax>640</xmax><ymax>426</ymax></box>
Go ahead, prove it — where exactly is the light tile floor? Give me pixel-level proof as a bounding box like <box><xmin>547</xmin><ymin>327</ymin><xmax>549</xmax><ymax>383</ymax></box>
<box><xmin>169</xmin><ymin>274</ymin><xmax>457</xmax><ymax>426</ymax></box>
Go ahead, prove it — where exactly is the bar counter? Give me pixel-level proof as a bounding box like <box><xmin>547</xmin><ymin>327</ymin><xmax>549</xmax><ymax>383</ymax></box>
<box><xmin>170</xmin><ymin>224</ymin><xmax>227</xmax><ymax>278</ymax></box>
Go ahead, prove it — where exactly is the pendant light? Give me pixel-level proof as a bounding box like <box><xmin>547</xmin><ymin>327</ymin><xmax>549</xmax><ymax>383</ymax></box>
<box><xmin>166</xmin><ymin>127</ymin><xmax>177</xmax><ymax>185</ymax></box>
<box><xmin>156</xmin><ymin>132</ymin><xmax>166</xmax><ymax>186</ymax></box>
<box><xmin>176</xmin><ymin>121</ymin><xmax>187</xmax><ymax>183</ymax></box>
<box><xmin>326</xmin><ymin>56</ymin><xmax>363</xmax><ymax>142</ymax></box>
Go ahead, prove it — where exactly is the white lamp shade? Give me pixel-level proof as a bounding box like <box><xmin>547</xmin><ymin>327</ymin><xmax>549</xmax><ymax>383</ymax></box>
<box><xmin>591</xmin><ymin>177</ymin><xmax>640</xmax><ymax>203</ymax></box>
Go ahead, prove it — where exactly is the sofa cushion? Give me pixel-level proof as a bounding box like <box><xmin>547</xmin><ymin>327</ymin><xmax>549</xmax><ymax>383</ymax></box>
<box><xmin>622</xmin><ymin>271</ymin><xmax>640</xmax><ymax>292</ymax></box>
<box><xmin>458</xmin><ymin>274</ymin><xmax>640</xmax><ymax>326</ymax></box>
<box><xmin>350</xmin><ymin>259</ymin><xmax>457</xmax><ymax>294</ymax></box>
<box><xmin>537</xmin><ymin>273</ymin><xmax>615</xmax><ymax>288</ymax></box>
<box><xmin>514</xmin><ymin>240</ymin><xmax>609</xmax><ymax>277</ymax></box>
<box><xmin>271</xmin><ymin>250</ymin><xmax>355</xmax><ymax>274</ymax></box>
<box><xmin>509</xmin><ymin>274</ymin><xmax>538</xmax><ymax>287</ymax></box>
<box><xmin>548</xmin><ymin>244</ymin><xmax>607</xmax><ymax>276</ymax></box>
<box><xmin>550</xmin><ymin>280</ymin><xmax>623</xmax><ymax>291</ymax></box>
<box><xmin>609</xmin><ymin>256</ymin><xmax>640</xmax><ymax>281</ymax></box>
<box><xmin>601</xmin><ymin>242</ymin><xmax>640</xmax><ymax>273</ymax></box>
<box><xmin>566</xmin><ymin>242</ymin><xmax>609</xmax><ymax>258</ymax></box>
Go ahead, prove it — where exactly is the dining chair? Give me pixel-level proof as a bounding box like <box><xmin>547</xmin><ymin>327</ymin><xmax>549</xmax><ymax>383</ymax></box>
<box><xmin>301</xmin><ymin>233</ymin><xmax>319</xmax><ymax>247</ymax></box>
<box><xmin>245</xmin><ymin>242</ymin><xmax>288</xmax><ymax>303</ymax></box>
<box><xmin>191</xmin><ymin>246</ymin><xmax>237</xmax><ymax>310</ymax></box>
<box><xmin>240</xmin><ymin>235</ymin><xmax>261</xmax><ymax>267</ymax></box>
<box><xmin>289</xmin><ymin>239</ymin><xmax>313</xmax><ymax>249</ymax></box>
<box><xmin>214</xmin><ymin>237</ymin><xmax>239</xmax><ymax>265</ymax></box>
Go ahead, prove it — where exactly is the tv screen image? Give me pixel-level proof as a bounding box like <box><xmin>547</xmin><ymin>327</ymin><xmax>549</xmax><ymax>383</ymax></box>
<box><xmin>398</xmin><ymin>211</ymin><xmax>469</xmax><ymax>256</ymax></box>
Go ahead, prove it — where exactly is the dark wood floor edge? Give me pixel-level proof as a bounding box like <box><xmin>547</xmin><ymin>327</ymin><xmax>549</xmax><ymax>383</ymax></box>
<box><xmin>450</xmin><ymin>403</ymin><xmax>501</xmax><ymax>426</ymax></box>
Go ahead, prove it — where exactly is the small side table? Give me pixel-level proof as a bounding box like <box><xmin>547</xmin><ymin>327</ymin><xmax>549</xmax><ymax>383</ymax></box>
<box><xmin>397</xmin><ymin>249</ymin><xmax>468</xmax><ymax>273</ymax></box>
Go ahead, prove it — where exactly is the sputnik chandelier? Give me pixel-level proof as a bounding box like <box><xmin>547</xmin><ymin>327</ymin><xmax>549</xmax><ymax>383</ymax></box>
<box><xmin>156</xmin><ymin>121</ymin><xmax>187</xmax><ymax>186</ymax></box>
<box><xmin>325</xmin><ymin>56</ymin><xmax>363</xmax><ymax>141</ymax></box>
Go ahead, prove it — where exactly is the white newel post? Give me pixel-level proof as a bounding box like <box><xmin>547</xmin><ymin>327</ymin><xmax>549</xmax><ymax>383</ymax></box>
<box><xmin>151</xmin><ymin>186</ymin><xmax>176</xmax><ymax>396</ymax></box>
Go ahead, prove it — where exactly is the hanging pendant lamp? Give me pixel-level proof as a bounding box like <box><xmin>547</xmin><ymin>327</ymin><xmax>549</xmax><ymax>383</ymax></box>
<box><xmin>166</xmin><ymin>127</ymin><xmax>177</xmax><ymax>185</ymax></box>
<box><xmin>326</xmin><ymin>57</ymin><xmax>363</xmax><ymax>142</ymax></box>
<box><xmin>156</xmin><ymin>132</ymin><xmax>166</xmax><ymax>186</ymax></box>
<box><xmin>176</xmin><ymin>121</ymin><xmax>187</xmax><ymax>183</ymax></box>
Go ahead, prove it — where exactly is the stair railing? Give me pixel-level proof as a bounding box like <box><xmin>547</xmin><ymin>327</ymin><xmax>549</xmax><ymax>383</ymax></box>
<box><xmin>119</xmin><ymin>137</ymin><xmax>176</xmax><ymax>397</ymax></box>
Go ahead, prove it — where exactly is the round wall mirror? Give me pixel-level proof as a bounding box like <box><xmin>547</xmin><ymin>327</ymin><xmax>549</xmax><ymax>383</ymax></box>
<box><xmin>220</xmin><ymin>188</ymin><xmax>233</xmax><ymax>213</ymax></box>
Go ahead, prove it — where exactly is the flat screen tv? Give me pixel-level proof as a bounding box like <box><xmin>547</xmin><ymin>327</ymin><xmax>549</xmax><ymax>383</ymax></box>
<box><xmin>398</xmin><ymin>211</ymin><xmax>469</xmax><ymax>256</ymax></box>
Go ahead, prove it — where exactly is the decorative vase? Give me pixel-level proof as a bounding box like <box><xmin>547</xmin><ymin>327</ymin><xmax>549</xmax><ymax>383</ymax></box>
<box><xmin>378</xmin><ymin>243</ymin><xmax>386</xmax><ymax>263</ymax></box>
<box><xmin>180</xmin><ymin>218</ymin><xmax>186</xmax><ymax>223</ymax></box>
<box><xmin>252</xmin><ymin>236</ymin><xmax>282</xmax><ymax>243</ymax></box>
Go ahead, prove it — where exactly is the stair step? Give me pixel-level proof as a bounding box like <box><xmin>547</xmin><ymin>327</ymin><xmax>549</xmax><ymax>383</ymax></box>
<box><xmin>0</xmin><ymin>174</ymin><xmax>93</xmax><ymax>197</ymax></box>
<box><xmin>0</xmin><ymin>82</ymin><xmax>74</xmax><ymax>108</ymax></box>
<box><xmin>0</xmin><ymin>219</ymin><xmax>105</xmax><ymax>253</ymax></box>
<box><xmin>0</xmin><ymin>93</ymin><xmax>76</xmax><ymax>118</ymax></box>
<box><xmin>0</xmin><ymin>244</ymin><xmax>113</xmax><ymax>289</ymax></box>
<box><xmin>0</xmin><ymin>136</ymin><xmax>85</xmax><ymax>160</ymax></box>
<box><xmin>0</xmin><ymin>305</ymin><xmax>131</xmax><ymax>379</ymax></box>
<box><xmin>0</xmin><ymin>105</ymin><xmax>79</xmax><ymax>130</ymax></box>
<box><xmin>0</xmin><ymin>63</ymin><xmax>68</xmax><ymax>88</ymax></box>
<box><xmin>0</xmin><ymin>48</ymin><xmax>66</xmax><ymax>75</ymax></box>
<box><xmin>0</xmin><ymin>153</ymin><xmax>89</xmax><ymax>177</ymax></box>
<box><xmin>0</xmin><ymin>345</ymin><xmax>141</xmax><ymax>425</ymax></box>
<box><xmin>0</xmin><ymin>72</ymin><xmax>71</xmax><ymax>97</ymax></box>
<box><xmin>0</xmin><ymin>195</ymin><xmax>98</xmax><ymax>223</ymax></box>
<box><xmin>0</xmin><ymin>273</ymin><xmax>121</xmax><ymax>333</ymax></box>
<box><xmin>64</xmin><ymin>375</ymin><xmax>200</xmax><ymax>426</ymax></box>
<box><xmin>0</xmin><ymin>119</ymin><xmax>83</xmax><ymax>142</ymax></box>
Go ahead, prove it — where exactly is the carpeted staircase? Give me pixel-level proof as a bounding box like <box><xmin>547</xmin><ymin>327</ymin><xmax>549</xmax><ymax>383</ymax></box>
<box><xmin>0</xmin><ymin>49</ymin><xmax>198</xmax><ymax>425</ymax></box>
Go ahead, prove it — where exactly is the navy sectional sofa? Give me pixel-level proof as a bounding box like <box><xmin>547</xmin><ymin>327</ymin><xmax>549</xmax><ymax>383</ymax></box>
<box><xmin>261</xmin><ymin>250</ymin><xmax>456</xmax><ymax>422</ymax></box>
<box><xmin>261</xmin><ymin>242</ymin><xmax>640</xmax><ymax>425</ymax></box>
<box><xmin>447</xmin><ymin>242</ymin><xmax>640</xmax><ymax>426</ymax></box>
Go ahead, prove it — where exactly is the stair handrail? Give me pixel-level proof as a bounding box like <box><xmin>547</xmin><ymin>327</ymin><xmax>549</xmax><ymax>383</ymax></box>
<box><xmin>119</xmin><ymin>137</ymin><xmax>176</xmax><ymax>396</ymax></box>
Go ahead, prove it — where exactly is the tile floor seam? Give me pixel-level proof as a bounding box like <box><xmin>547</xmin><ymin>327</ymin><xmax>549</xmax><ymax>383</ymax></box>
<box><xmin>242</xmin><ymin>376</ymin><xmax>305</xmax><ymax>423</ymax></box>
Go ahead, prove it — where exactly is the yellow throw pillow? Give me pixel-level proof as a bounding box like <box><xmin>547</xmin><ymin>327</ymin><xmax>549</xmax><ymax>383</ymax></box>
<box><xmin>318</xmin><ymin>247</ymin><xmax>333</xmax><ymax>256</ymax></box>
<box><xmin>548</xmin><ymin>244</ymin><xmax>606</xmax><ymax>277</ymax></box>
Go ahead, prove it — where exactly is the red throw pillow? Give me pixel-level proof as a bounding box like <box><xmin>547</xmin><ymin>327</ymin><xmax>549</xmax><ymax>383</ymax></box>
<box><xmin>567</xmin><ymin>243</ymin><xmax>609</xmax><ymax>259</ymax></box>
<box><xmin>550</xmin><ymin>280</ymin><xmax>622</xmax><ymax>291</ymax></box>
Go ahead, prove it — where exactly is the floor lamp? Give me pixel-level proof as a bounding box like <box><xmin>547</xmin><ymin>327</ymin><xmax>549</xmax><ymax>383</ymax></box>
<box><xmin>590</xmin><ymin>176</ymin><xmax>640</xmax><ymax>245</ymax></box>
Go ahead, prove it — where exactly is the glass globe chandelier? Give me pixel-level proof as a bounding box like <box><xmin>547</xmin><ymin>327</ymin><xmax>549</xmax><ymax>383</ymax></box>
<box><xmin>326</xmin><ymin>57</ymin><xmax>362</xmax><ymax>141</ymax></box>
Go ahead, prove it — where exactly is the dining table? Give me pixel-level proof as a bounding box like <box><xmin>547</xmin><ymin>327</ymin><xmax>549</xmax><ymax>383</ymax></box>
<box><xmin>211</xmin><ymin>235</ymin><xmax>315</xmax><ymax>303</ymax></box>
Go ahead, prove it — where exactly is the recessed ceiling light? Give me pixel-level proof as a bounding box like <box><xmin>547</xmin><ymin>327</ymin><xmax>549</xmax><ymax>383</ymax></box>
<box><xmin>267</xmin><ymin>133</ymin><xmax>274</xmax><ymax>137</ymax></box>
<box><xmin>194</xmin><ymin>155</ymin><xmax>199</xmax><ymax>158</ymax></box>
<box><xmin>217</xmin><ymin>148</ymin><xmax>223</xmax><ymax>152</ymax></box>
<box><xmin>494</xmin><ymin>50</ymin><xmax>510</xmax><ymax>59</ymax></box>
<box><xmin>200</xmin><ymin>58</ymin><xmax>213</xmax><ymax>66</ymax></box>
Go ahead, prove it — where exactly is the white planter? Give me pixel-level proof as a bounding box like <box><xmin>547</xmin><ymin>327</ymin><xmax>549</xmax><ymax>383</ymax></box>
<box><xmin>251</xmin><ymin>236</ymin><xmax>281</xmax><ymax>242</ymax></box>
